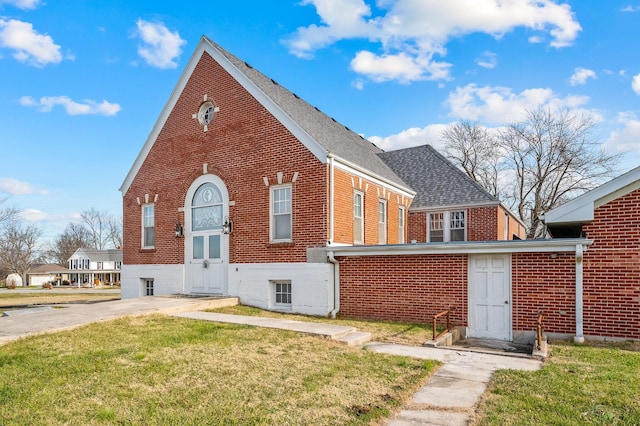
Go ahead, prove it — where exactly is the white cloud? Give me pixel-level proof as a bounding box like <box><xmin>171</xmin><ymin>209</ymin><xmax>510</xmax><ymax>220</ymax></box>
<box><xmin>20</xmin><ymin>208</ymin><xmax>49</xmax><ymax>222</ymax></box>
<box><xmin>134</xmin><ymin>19</ymin><xmax>186</xmax><ymax>69</ymax></box>
<box><xmin>605</xmin><ymin>112</ymin><xmax>640</xmax><ymax>154</ymax></box>
<box><xmin>476</xmin><ymin>51</ymin><xmax>497</xmax><ymax>69</ymax></box>
<box><xmin>368</xmin><ymin>124</ymin><xmax>449</xmax><ymax>151</ymax></box>
<box><xmin>0</xmin><ymin>19</ymin><xmax>62</xmax><ymax>66</ymax></box>
<box><xmin>20</xmin><ymin>95</ymin><xmax>121</xmax><ymax>116</ymax></box>
<box><xmin>0</xmin><ymin>178</ymin><xmax>48</xmax><ymax>195</ymax></box>
<box><xmin>0</xmin><ymin>0</ymin><xmax>41</xmax><ymax>9</ymax></box>
<box><xmin>632</xmin><ymin>73</ymin><xmax>640</xmax><ymax>95</ymax></box>
<box><xmin>445</xmin><ymin>84</ymin><xmax>593</xmax><ymax>124</ymax></box>
<box><xmin>285</xmin><ymin>0</ymin><xmax>581</xmax><ymax>83</ymax></box>
<box><xmin>621</xmin><ymin>5</ymin><xmax>640</xmax><ymax>12</ymax></box>
<box><xmin>570</xmin><ymin>67</ymin><xmax>596</xmax><ymax>86</ymax></box>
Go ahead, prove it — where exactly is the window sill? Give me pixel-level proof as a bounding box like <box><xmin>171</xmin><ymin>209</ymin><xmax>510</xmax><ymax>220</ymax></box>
<box><xmin>139</xmin><ymin>247</ymin><xmax>156</xmax><ymax>253</ymax></box>
<box><xmin>268</xmin><ymin>241</ymin><xmax>294</xmax><ymax>248</ymax></box>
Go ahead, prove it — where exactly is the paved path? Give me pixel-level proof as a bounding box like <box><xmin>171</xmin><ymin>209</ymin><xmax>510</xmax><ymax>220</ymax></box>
<box><xmin>1</xmin><ymin>297</ymin><xmax>542</xmax><ymax>425</ymax></box>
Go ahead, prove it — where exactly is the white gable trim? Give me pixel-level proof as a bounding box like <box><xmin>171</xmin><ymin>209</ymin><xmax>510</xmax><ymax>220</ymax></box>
<box><xmin>120</xmin><ymin>36</ymin><xmax>328</xmax><ymax>194</ymax></box>
<box><xmin>331</xmin><ymin>155</ymin><xmax>416</xmax><ymax>199</ymax></box>
<box><xmin>543</xmin><ymin>166</ymin><xmax>640</xmax><ymax>225</ymax></box>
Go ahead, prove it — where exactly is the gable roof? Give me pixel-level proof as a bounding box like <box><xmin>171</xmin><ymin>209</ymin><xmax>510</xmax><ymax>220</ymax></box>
<box><xmin>120</xmin><ymin>36</ymin><xmax>411</xmax><ymax>195</ymax></box>
<box><xmin>543</xmin><ymin>165</ymin><xmax>640</xmax><ymax>225</ymax></box>
<box><xmin>28</xmin><ymin>264</ymin><xmax>69</xmax><ymax>274</ymax></box>
<box><xmin>378</xmin><ymin>144</ymin><xmax>499</xmax><ymax>210</ymax></box>
<box><xmin>69</xmin><ymin>248</ymin><xmax>123</xmax><ymax>263</ymax></box>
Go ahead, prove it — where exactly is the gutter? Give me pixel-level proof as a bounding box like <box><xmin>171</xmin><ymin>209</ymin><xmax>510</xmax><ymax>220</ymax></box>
<box><xmin>327</xmin><ymin>251</ymin><xmax>340</xmax><ymax>319</ymax></box>
<box><xmin>574</xmin><ymin>243</ymin><xmax>585</xmax><ymax>343</ymax></box>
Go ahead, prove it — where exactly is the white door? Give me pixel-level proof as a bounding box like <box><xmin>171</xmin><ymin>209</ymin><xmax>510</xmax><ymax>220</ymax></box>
<box><xmin>185</xmin><ymin>177</ymin><xmax>228</xmax><ymax>295</ymax></box>
<box><xmin>468</xmin><ymin>254</ymin><xmax>511</xmax><ymax>340</ymax></box>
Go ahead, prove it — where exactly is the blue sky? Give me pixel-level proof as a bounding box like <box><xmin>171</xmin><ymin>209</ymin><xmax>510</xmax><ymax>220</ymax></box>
<box><xmin>1</xmin><ymin>0</ymin><xmax>639</xmax><ymax>244</ymax></box>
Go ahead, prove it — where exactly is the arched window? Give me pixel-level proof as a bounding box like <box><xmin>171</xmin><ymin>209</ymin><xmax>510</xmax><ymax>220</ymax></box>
<box><xmin>191</xmin><ymin>183</ymin><xmax>223</xmax><ymax>231</ymax></box>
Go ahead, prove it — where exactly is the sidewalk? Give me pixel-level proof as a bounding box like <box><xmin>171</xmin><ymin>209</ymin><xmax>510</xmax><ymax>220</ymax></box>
<box><xmin>175</xmin><ymin>311</ymin><xmax>543</xmax><ymax>426</ymax></box>
<box><xmin>1</xmin><ymin>297</ymin><xmax>542</xmax><ymax>425</ymax></box>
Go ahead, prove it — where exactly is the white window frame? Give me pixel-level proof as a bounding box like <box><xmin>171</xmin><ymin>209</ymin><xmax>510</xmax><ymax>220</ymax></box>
<box><xmin>398</xmin><ymin>205</ymin><xmax>405</xmax><ymax>244</ymax></box>
<box><xmin>353</xmin><ymin>191</ymin><xmax>364</xmax><ymax>245</ymax></box>
<box><xmin>378</xmin><ymin>199</ymin><xmax>387</xmax><ymax>245</ymax></box>
<box><xmin>270</xmin><ymin>184</ymin><xmax>292</xmax><ymax>243</ymax></box>
<box><xmin>272</xmin><ymin>280</ymin><xmax>292</xmax><ymax>308</ymax></box>
<box><xmin>427</xmin><ymin>210</ymin><xmax>467</xmax><ymax>242</ymax></box>
<box><xmin>143</xmin><ymin>278</ymin><xmax>154</xmax><ymax>296</ymax></box>
<box><xmin>142</xmin><ymin>203</ymin><xmax>155</xmax><ymax>249</ymax></box>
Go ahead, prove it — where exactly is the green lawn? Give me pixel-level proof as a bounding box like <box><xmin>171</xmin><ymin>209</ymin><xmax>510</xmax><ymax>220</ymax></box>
<box><xmin>474</xmin><ymin>341</ymin><xmax>640</xmax><ymax>425</ymax></box>
<box><xmin>0</xmin><ymin>315</ymin><xmax>437</xmax><ymax>425</ymax></box>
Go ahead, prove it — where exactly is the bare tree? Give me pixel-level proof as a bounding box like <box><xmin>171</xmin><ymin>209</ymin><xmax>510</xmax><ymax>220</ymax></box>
<box><xmin>0</xmin><ymin>218</ymin><xmax>43</xmax><ymax>285</ymax></box>
<box><xmin>0</xmin><ymin>197</ymin><xmax>18</xmax><ymax>229</ymax></box>
<box><xmin>81</xmin><ymin>208</ymin><xmax>122</xmax><ymax>250</ymax></box>
<box><xmin>442</xmin><ymin>120</ymin><xmax>503</xmax><ymax>197</ymax></box>
<box><xmin>45</xmin><ymin>223</ymin><xmax>92</xmax><ymax>266</ymax></box>
<box><xmin>442</xmin><ymin>108</ymin><xmax>620</xmax><ymax>238</ymax></box>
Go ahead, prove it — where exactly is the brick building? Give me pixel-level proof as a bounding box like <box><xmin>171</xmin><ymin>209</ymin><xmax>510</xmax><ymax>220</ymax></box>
<box><xmin>120</xmin><ymin>36</ymin><xmax>521</xmax><ymax>316</ymax></box>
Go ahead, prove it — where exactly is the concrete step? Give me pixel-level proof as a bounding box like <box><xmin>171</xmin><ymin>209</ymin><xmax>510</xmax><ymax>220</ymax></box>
<box><xmin>336</xmin><ymin>331</ymin><xmax>372</xmax><ymax>347</ymax></box>
<box><xmin>423</xmin><ymin>327</ymin><xmax>461</xmax><ymax>347</ymax></box>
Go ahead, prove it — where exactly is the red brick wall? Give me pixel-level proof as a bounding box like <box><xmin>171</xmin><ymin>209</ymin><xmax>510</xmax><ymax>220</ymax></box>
<box><xmin>338</xmin><ymin>255</ymin><xmax>468</xmax><ymax>325</ymax></box>
<box><xmin>123</xmin><ymin>52</ymin><xmax>328</xmax><ymax>265</ymax></box>
<box><xmin>467</xmin><ymin>206</ymin><xmax>498</xmax><ymax>240</ymax></box>
<box><xmin>581</xmin><ymin>188</ymin><xmax>640</xmax><ymax>339</ymax></box>
<box><xmin>332</xmin><ymin>168</ymin><xmax>410</xmax><ymax>245</ymax></box>
<box><xmin>408</xmin><ymin>211</ymin><xmax>426</xmax><ymax>243</ymax></box>
<box><xmin>512</xmin><ymin>252</ymin><xmax>576</xmax><ymax>335</ymax></box>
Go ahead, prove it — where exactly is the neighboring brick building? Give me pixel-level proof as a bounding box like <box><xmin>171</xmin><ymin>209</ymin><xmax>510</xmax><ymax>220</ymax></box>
<box><xmin>332</xmin><ymin>167</ymin><xmax>640</xmax><ymax>343</ymax></box>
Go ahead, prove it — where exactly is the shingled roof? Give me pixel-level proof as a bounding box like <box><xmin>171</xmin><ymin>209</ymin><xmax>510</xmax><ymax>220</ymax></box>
<box><xmin>207</xmin><ymin>38</ymin><xmax>411</xmax><ymax>192</ymax></box>
<box><xmin>378</xmin><ymin>144</ymin><xmax>498</xmax><ymax>210</ymax></box>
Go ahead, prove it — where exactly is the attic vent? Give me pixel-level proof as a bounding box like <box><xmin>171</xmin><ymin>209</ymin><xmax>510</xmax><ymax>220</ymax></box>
<box><xmin>344</xmin><ymin>126</ymin><xmax>351</xmax><ymax>132</ymax></box>
<box><xmin>244</xmin><ymin>61</ymin><xmax>253</xmax><ymax>69</ymax></box>
<box><xmin>293</xmin><ymin>93</ymin><xmax>300</xmax><ymax>99</ymax></box>
<box><xmin>331</xmin><ymin>117</ymin><xmax>337</xmax><ymax>122</ymax></box>
<box><xmin>314</xmin><ymin>106</ymin><xmax>320</xmax><ymax>112</ymax></box>
<box><xmin>271</xmin><ymin>79</ymin><xmax>279</xmax><ymax>85</ymax></box>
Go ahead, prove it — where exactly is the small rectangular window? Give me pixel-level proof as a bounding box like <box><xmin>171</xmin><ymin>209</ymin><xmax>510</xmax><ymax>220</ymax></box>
<box><xmin>97</xmin><ymin>262</ymin><xmax>103</xmax><ymax>270</ymax></box>
<box><xmin>450</xmin><ymin>211</ymin><xmax>465</xmax><ymax>241</ymax></box>
<box><xmin>398</xmin><ymin>206</ymin><xmax>405</xmax><ymax>244</ymax></box>
<box><xmin>429</xmin><ymin>212</ymin><xmax>444</xmax><ymax>242</ymax></box>
<box><xmin>271</xmin><ymin>185</ymin><xmax>292</xmax><ymax>241</ymax></box>
<box><xmin>378</xmin><ymin>200</ymin><xmax>387</xmax><ymax>245</ymax></box>
<box><xmin>274</xmin><ymin>281</ymin><xmax>292</xmax><ymax>305</ymax></box>
<box><xmin>143</xmin><ymin>278</ymin><xmax>154</xmax><ymax>296</ymax></box>
<box><xmin>142</xmin><ymin>204</ymin><xmax>155</xmax><ymax>248</ymax></box>
<box><xmin>353</xmin><ymin>191</ymin><xmax>364</xmax><ymax>244</ymax></box>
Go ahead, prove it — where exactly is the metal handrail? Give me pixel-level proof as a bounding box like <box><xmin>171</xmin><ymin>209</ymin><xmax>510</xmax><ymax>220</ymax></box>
<box><xmin>432</xmin><ymin>308</ymin><xmax>453</xmax><ymax>340</ymax></box>
<box><xmin>536</xmin><ymin>311</ymin><xmax>544</xmax><ymax>350</ymax></box>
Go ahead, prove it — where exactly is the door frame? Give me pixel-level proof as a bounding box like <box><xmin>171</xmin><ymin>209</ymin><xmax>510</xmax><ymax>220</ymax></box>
<box><xmin>184</xmin><ymin>174</ymin><xmax>229</xmax><ymax>295</ymax></box>
<box><xmin>467</xmin><ymin>253</ymin><xmax>512</xmax><ymax>341</ymax></box>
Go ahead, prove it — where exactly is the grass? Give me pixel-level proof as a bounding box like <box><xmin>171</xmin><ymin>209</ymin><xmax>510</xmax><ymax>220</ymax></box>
<box><xmin>474</xmin><ymin>341</ymin><xmax>640</xmax><ymax>425</ymax></box>
<box><xmin>0</xmin><ymin>315</ymin><xmax>437</xmax><ymax>425</ymax></box>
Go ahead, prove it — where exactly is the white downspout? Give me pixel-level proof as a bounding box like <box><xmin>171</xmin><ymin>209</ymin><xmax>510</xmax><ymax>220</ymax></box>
<box><xmin>327</xmin><ymin>251</ymin><xmax>340</xmax><ymax>319</ymax></box>
<box><xmin>574</xmin><ymin>244</ymin><xmax>585</xmax><ymax>343</ymax></box>
<box><xmin>328</xmin><ymin>156</ymin><xmax>335</xmax><ymax>245</ymax></box>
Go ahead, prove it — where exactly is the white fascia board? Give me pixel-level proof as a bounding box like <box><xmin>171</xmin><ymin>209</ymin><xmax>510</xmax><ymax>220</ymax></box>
<box><xmin>544</xmin><ymin>166</ymin><xmax>640</xmax><ymax>225</ymax></box>
<box><xmin>331</xmin><ymin>155</ymin><xmax>416</xmax><ymax>199</ymax></box>
<box><xmin>330</xmin><ymin>239</ymin><xmax>592</xmax><ymax>257</ymax></box>
<box><xmin>120</xmin><ymin>36</ymin><xmax>329</xmax><ymax>194</ymax></box>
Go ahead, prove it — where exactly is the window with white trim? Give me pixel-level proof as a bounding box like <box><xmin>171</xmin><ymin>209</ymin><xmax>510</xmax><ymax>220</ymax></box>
<box><xmin>143</xmin><ymin>278</ymin><xmax>154</xmax><ymax>296</ymax></box>
<box><xmin>273</xmin><ymin>281</ymin><xmax>292</xmax><ymax>306</ymax></box>
<box><xmin>353</xmin><ymin>191</ymin><xmax>364</xmax><ymax>244</ymax></box>
<box><xmin>142</xmin><ymin>204</ymin><xmax>155</xmax><ymax>248</ymax></box>
<box><xmin>271</xmin><ymin>185</ymin><xmax>292</xmax><ymax>242</ymax></box>
<box><xmin>378</xmin><ymin>199</ymin><xmax>387</xmax><ymax>244</ymax></box>
<box><xmin>427</xmin><ymin>210</ymin><xmax>466</xmax><ymax>242</ymax></box>
<box><xmin>398</xmin><ymin>205</ymin><xmax>405</xmax><ymax>244</ymax></box>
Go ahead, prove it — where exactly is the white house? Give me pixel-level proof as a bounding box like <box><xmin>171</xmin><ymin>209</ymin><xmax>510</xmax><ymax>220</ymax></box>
<box><xmin>68</xmin><ymin>248</ymin><xmax>122</xmax><ymax>286</ymax></box>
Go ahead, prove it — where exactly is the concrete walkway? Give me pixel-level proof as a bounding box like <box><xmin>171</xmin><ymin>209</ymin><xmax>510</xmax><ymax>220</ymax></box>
<box><xmin>1</xmin><ymin>297</ymin><xmax>542</xmax><ymax>425</ymax></box>
<box><xmin>175</xmin><ymin>311</ymin><xmax>543</xmax><ymax>426</ymax></box>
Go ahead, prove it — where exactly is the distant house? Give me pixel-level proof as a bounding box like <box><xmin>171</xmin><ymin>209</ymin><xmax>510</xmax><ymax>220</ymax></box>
<box><xmin>26</xmin><ymin>264</ymin><xmax>70</xmax><ymax>287</ymax></box>
<box><xmin>67</xmin><ymin>248</ymin><xmax>122</xmax><ymax>286</ymax></box>
<box><xmin>119</xmin><ymin>36</ymin><xmax>522</xmax><ymax>312</ymax></box>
